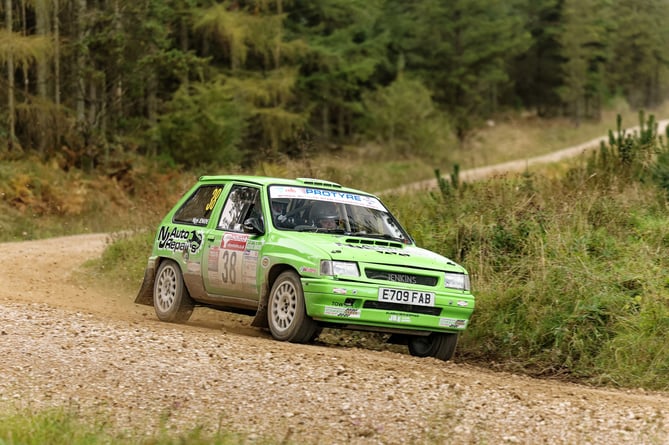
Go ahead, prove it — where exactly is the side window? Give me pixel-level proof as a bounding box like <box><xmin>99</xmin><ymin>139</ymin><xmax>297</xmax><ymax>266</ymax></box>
<box><xmin>218</xmin><ymin>185</ymin><xmax>262</xmax><ymax>231</ymax></box>
<box><xmin>173</xmin><ymin>185</ymin><xmax>224</xmax><ymax>226</ymax></box>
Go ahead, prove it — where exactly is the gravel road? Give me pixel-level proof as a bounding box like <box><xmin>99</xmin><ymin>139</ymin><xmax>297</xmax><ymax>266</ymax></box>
<box><xmin>378</xmin><ymin>119</ymin><xmax>669</xmax><ymax>195</ymax></box>
<box><xmin>1</xmin><ymin>233</ymin><xmax>668</xmax><ymax>444</ymax></box>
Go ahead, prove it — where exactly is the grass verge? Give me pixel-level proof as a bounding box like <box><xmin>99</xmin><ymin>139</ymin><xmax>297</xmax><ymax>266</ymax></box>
<box><xmin>0</xmin><ymin>408</ymin><xmax>270</xmax><ymax>445</ymax></box>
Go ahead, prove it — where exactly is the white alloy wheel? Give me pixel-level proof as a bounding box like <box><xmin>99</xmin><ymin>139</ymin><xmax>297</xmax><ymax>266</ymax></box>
<box><xmin>153</xmin><ymin>260</ymin><xmax>194</xmax><ymax>323</ymax></box>
<box><xmin>268</xmin><ymin>271</ymin><xmax>318</xmax><ymax>343</ymax></box>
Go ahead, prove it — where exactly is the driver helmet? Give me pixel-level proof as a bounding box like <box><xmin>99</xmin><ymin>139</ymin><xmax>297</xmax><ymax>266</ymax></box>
<box><xmin>271</xmin><ymin>199</ymin><xmax>287</xmax><ymax>215</ymax></box>
<box><xmin>311</xmin><ymin>202</ymin><xmax>339</xmax><ymax>226</ymax></box>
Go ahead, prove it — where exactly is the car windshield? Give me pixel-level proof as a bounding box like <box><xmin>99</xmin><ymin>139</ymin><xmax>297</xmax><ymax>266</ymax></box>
<box><xmin>269</xmin><ymin>185</ymin><xmax>411</xmax><ymax>243</ymax></box>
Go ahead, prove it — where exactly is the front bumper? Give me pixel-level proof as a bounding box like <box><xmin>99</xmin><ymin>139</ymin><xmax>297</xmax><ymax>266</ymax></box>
<box><xmin>302</xmin><ymin>278</ymin><xmax>474</xmax><ymax>334</ymax></box>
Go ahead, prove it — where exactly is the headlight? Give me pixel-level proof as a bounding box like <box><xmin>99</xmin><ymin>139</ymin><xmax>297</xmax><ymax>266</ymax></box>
<box><xmin>320</xmin><ymin>260</ymin><xmax>360</xmax><ymax>277</ymax></box>
<box><xmin>444</xmin><ymin>272</ymin><xmax>470</xmax><ymax>291</ymax></box>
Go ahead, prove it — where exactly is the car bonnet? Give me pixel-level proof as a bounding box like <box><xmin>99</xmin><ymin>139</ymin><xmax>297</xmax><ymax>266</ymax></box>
<box><xmin>298</xmin><ymin>233</ymin><xmax>465</xmax><ymax>273</ymax></box>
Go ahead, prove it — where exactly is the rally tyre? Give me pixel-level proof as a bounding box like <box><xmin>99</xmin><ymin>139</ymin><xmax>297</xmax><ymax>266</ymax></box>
<box><xmin>408</xmin><ymin>333</ymin><xmax>458</xmax><ymax>361</ymax></box>
<box><xmin>268</xmin><ymin>271</ymin><xmax>319</xmax><ymax>343</ymax></box>
<box><xmin>153</xmin><ymin>260</ymin><xmax>194</xmax><ymax>323</ymax></box>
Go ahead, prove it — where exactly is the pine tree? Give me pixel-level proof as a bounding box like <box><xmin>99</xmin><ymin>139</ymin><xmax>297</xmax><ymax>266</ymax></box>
<box><xmin>286</xmin><ymin>0</ymin><xmax>388</xmax><ymax>142</ymax></box>
<box><xmin>608</xmin><ymin>0</ymin><xmax>669</xmax><ymax>109</ymax></box>
<box><xmin>511</xmin><ymin>0</ymin><xmax>563</xmax><ymax>117</ymax></box>
<box><xmin>178</xmin><ymin>0</ymin><xmax>309</xmax><ymax>163</ymax></box>
<box><xmin>557</xmin><ymin>0</ymin><xmax>612</xmax><ymax>123</ymax></box>
<box><xmin>385</xmin><ymin>0</ymin><xmax>531</xmax><ymax>144</ymax></box>
<box><xmin>0</xmin><ymin>1</ymin><xmax>51</xmax><ymax>153</ymax></box>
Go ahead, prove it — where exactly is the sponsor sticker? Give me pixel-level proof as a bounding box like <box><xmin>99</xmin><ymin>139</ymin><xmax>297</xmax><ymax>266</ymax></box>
<box><xmin>222</xmin><ymin>233</ymin><xmax>249</xmax><ymax>251</ymax></box>
<box><xmin>208</xmin><ymin>247</ymin><xmax>220</xmax><ymax>271</ymax></box>
<box><xmin>388</xmin><ymin>314</ymin><xmax>412</xmax><ymax>323</ymax></box>
<box><xmin>269</xmin><ymin>186</ymin><xmax>385</xmax><ymax>211</ymax></box>
<box><xmin>246</xmin><ymin>239</ymin><xmax>263</xmax><ymax>251</ymax></box>
<box><xmin>324</xmin><ymin>306</ymin><xmax>361</xmax><ymax>318</ymax></box>
<box><xmin>439</xmin><ymin>318</ymin><xmax>467</xmax><ymax>329</ymax></box>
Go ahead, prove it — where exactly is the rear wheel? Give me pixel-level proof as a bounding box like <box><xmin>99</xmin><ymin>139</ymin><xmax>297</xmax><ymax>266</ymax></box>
<box><xmin>267</xmin><ymin>271</ymin><xmax>319</xmax><ymax>343</ymax></box>
<box><xmin>153</xmin><ymin>260</ymin><xmax>194</xmax><ymax>323</ymax></box>
<box><xmin>408</xmin><ymin>333</ymin><xmax>458</xmax><ymax>361</ymax></box>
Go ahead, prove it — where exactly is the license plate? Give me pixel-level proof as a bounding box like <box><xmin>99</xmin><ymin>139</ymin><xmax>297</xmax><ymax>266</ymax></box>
<box><xmin>378</xmin><ymin>288</ymin><xmax>435</xmax><ymax>307</ymax></box>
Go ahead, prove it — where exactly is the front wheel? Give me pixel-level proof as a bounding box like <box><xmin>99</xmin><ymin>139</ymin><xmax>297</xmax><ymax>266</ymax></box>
<box><xmin>408</xmin><ymin>333</ymin><xmax>458</xmax><ymax>361</ymax></box>
<box><xmin>153</xmin><ymin>260</ymin><xmax>194</xmax><ymax>323</ymax></box>
<box><xmin>267</xmin><ymin>271</ymin><xmax>319</xmax><ymax>343</ymax></box>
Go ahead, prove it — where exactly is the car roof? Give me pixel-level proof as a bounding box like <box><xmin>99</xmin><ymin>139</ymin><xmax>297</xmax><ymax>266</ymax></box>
<box><xmin>198</xmin><ymin>175</ymin><xmax>372</xmax><ymax>196</ymax></box>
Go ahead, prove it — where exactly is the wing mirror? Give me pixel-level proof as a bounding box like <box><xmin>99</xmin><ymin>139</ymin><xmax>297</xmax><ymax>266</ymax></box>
<box><xmin>243</xmin><ymin>217</ymin><xmax>265</xmax><ymax>235</ymax></box>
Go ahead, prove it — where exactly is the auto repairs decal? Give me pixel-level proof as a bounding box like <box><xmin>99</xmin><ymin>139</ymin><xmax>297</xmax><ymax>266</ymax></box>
<box><xmin>157</xmin><ymin>226</ymin><xmax>203</xmax><ymax>254</ymax></box>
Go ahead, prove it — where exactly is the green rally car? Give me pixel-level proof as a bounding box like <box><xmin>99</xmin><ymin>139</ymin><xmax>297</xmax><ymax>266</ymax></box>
<box><xmin>135</xmin><ymin>175</ymin><xmax>474</xmax><ymax>361</ymax></box>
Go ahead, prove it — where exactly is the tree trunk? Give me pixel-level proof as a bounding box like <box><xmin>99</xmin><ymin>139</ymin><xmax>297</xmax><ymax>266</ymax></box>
<box><xmin>21</xmin><ymin>0</ymin><xmax>28</xmax><ymax>97</ymax></box>
<box><xmin>53</xmin><ymin>0</ymin><xmax>61</xmax><ymax>150</ymax></box>
<box><xmin>36</xmin><ymin>0</ymin><xmax>49</xmax><ymax>153</ymax></box>
<box><xmin>113</xmin><ymin>0</ymin><xmax>123</xmax><ymax>127</ymax></box>
<box><xmin>6</xmin><ymin>0</ymin><xmax>17</xmax><ymax>152</ymax></box>
<box><xmin>54</xmin><ymin>0</ymin><xmax>60</xmax><ymax>107</ymax></box>
<box><xmin>76</xmin><ymin>0</ymin><xmax>86</xmax><ymax>125</ymax></box>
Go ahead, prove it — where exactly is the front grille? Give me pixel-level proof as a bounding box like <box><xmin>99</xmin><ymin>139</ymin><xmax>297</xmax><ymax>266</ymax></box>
<box><xmin>365</xmin><ymin>268</ymin><xmax>438</xmax><ymax>286</ymax></box>
<box><xmin>363</xmin><ymin>301</ymin><xmax>442</xmax><ymax>316</ymax></box>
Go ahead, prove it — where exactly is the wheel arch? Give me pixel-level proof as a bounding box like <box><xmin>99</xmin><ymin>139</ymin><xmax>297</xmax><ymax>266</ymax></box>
<box><xmin>250</xmin><ymin>263</ymin><xmax>300</xmax><ymax>328</ymax></box>
<box><xmin>134</xmin><ymin>256</ymin><xmax>192</xmax><ymax>306</ymax></box>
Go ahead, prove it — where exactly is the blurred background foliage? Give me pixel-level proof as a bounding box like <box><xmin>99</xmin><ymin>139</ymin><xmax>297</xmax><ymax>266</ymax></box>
<box><xmin>2</xmin><ymin>0</ymin><xmax>669</xmax><ymax>171</ymax></box>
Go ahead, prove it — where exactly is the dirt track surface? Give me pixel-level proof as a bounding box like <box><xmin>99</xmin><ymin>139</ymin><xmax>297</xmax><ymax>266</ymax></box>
<box><xmin>0</xmin><ymin>234</ymin><xmax>668</xmax><ymax>444</ymax></box>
